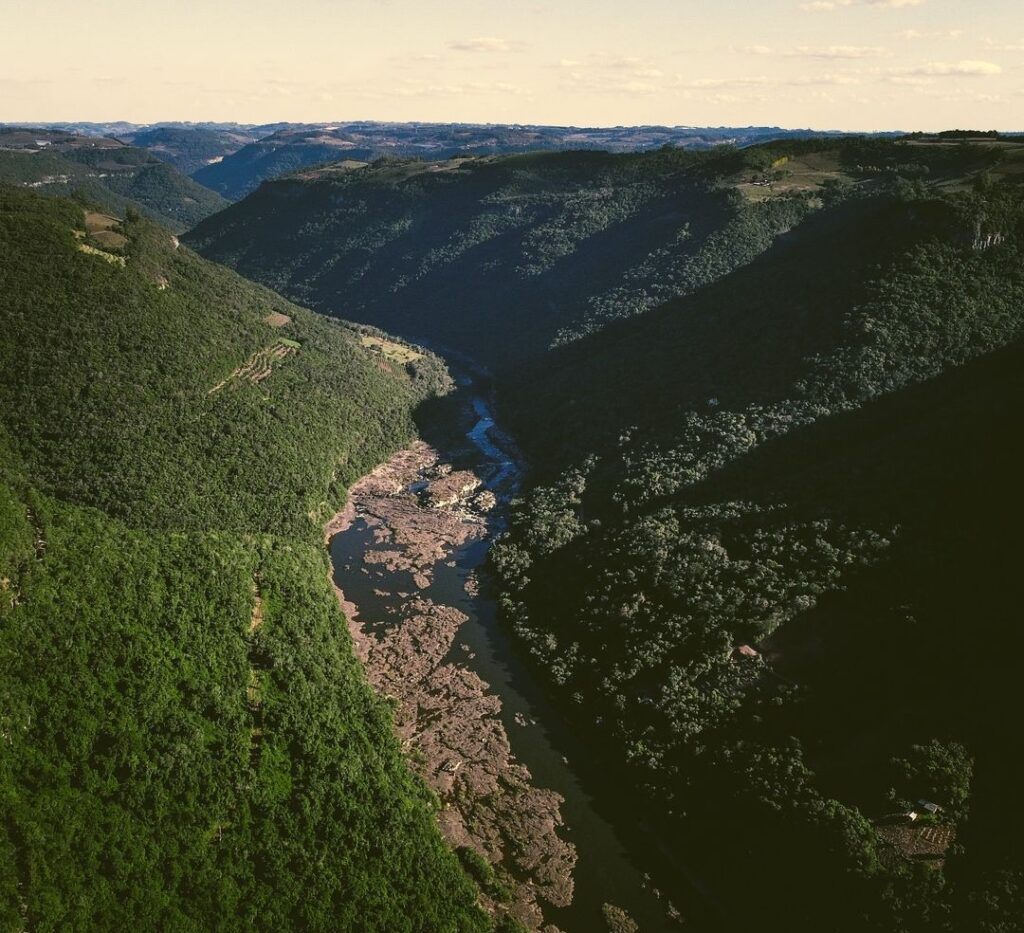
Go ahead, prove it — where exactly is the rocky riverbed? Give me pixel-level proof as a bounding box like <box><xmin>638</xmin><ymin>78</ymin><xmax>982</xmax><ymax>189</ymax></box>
<box><xmin>326</xmin><ymin>440</ymin><xmax>576</xmax><ymax>930</ymax></box>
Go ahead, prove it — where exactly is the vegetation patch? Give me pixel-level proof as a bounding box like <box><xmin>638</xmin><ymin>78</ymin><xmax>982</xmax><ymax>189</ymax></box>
<box><xmin>360</xmin><ymin>334</ymin><xmax>423</xmax><ymax>363</ymax></box>
<box><xmin>77</xmin><ymin>242</ymin><xmax>126</xmax><ymax>266</ymax></box>
<box><xmin>207</xmin><ymin>341</ymin><xmax>298</xmax><ymax>395</ymax></box>
<box><xmin>0</xmin><ymin>186</ymin><xmax>486</xmax><ymax>931</ymax></box>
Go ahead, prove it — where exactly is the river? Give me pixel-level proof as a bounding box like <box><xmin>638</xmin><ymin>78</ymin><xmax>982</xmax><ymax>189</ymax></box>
<box><xmin>328</xmin><ymin>370</ymin><xmax>681</xmax><ymax>932</ymax></box>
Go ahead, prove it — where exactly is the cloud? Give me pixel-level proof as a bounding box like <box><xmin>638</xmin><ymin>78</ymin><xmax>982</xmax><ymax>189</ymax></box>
<box><xmin>791</xmin><ymin>45</ymin><xmax>890</xmax><ymax>58</ymax></box>
<box><xmin>557</xmin><ymin>52</ymin><xmax>667</xmax><ymax>92</ymax></box>
<box><xmin>899</xmin><ymin>29</ymin><xmax>963</xmax><ymax>40</ymax></box>
<box><xmin>887</xmin><ymin>75</ymin><xmax>933</xmax><ymax>85</ymax></box>
<box><xmin>883</xmin><ymin>60</ymin><xmax>1002</xmax><ymax>84</ymax></box>
<box><xmin>447</xmin><ymin>37</ymin><xmax>526</xmax><ymax>53</ymax></box>
<box><xmin>680</xmin><ymin>76</ymin><xmax>771</xmax><ymax>89</ymax></box>
<box><xmin>785</xmin><ymin>73</ymin><xmax>864</xmax><ymax>85</ymax></box>
<box><xmin>908</xmin><ymin>60</ymin><xmax>1002</xmax><ymax>76</ymax></box>
<box><xmin>802</xmin><ymin>0</ymin><xmax>925</xmax><ymax>10</ymax></box>
<box><xmin>679</xmin><ymin>72</ymin><xmax>863</xmax><ymax>92</ymax></box>
<box><xmin>393</xmin><ymin>79</ymin><xmax>527</xmax><ymax>97</ymax></box>
<box><xmin>983</xmin><ymin>38</ymin><xmax>1024</xmax><ymax>52</ymax></box>
<box><xmin>738</xmin><ymin>43</ymin><xmax>889</xmax><ymax>58</ymax></box>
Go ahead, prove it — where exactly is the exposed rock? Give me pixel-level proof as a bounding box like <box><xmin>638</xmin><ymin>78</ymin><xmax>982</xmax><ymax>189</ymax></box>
<box><xmin>425</xmin><ymin>469</ymin><xmax>482</xmax><ymax>509</ymax></box>
<box><xmin>602</xmin><ymin>903</ymin><xmax>640</xmax><ymax>933</ymax></box>
<box><xmin>326</xmin><ymin>440</ymin><xmax>576</xmax><ymax>927</ymax></box>
<box><xmin>474</xmin><ymin>489</ymin><xmax>498</xmax><ymax>512</ymax></box>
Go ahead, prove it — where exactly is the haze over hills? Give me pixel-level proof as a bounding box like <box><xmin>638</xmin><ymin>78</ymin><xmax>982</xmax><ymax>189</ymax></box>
<box><xmin>188</xmin><ymin>122</ymin><xmax>882</xmax><ymax>200</ymax></box>
<box><xmin>3</xmin><ymin>120</ymin><xmax>901</xmax><ymax>205</ymax></box>
<box><xmin>190</xmin><ymin>132</ymin><xmax>1024</xmax><ymax>930</ymax></box>
<box><xmin>119</xmin><ymin>126</ymin><xmax>262</xmax><ymax>176</ymax></box>
<box><xmin>0</xmin><ymin>128</ymin><xmax>228</xmax><ymax>232</ymax></box>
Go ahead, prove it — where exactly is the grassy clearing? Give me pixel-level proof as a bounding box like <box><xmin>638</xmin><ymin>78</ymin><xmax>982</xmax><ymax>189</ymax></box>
<box><xmin>91</xmin><ymin>228</ymin><xmax>128</xmax><ymax>250</ymax></box>
<box><xmin>84</xmin><ymin>211</ymin><xmax>119</xmax><ymax>233</ymax></box>
<box><xmin>360</xmin><ymin>335</ymin><xmax>423</xmax><ymax>363</ymax></box>
<box><xmin>263</xmin><ymin>311</ymin><xmax>292</xmax><ymax>328</ymax></box>
<box><xmin>736</xmin><ymin>151</ymin><xmax>852</xmax><ymax>202</ymax></box>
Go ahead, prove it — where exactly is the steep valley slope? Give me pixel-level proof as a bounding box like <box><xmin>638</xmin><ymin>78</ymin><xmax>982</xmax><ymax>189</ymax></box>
<box><xmin>0</xmin><ymin>128</ymin><xmax>228</xmax><ymax>233</ymax></box>
<box><xmin>0</xmin><ymin>186</ymin><xmax>498</xmax><ymax>931</ymax></box>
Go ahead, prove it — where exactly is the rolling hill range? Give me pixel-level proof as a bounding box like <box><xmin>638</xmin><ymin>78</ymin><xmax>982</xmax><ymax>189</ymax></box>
<box><xmin>189</xmin><ymin>133</ymin><xmax>1024</xmax><ymax>931</ymax></box>
<box><xmin>189</xmin><ymin>121</ymin><xmax>878</xmax><ymax>201</ymax></box>
<box><xmin>0</xmin><ymin>129</ymin><xmax>228</xmax><ymax>232</ymax></box>
<box><xmin>0</xmin><ymin>185</ymin><xmax>492</xmax><ymax>931</ymax></box>
<box><xmin>186</xmin><ymin>147</ymin><xmax>812</xmax><ymax>361</ymax></box>
<box><xmin>120</xmin><ymin>125</ymin><xmax>260</xmax><ymax>175</ymax></box>
<box><xmin>187</xmin><ymin>136</ymin><xmax>1019</xmax><ymax>367</ymax></box>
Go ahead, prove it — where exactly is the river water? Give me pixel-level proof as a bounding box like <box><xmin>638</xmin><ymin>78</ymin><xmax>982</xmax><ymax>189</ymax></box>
<box><xmin>329</xmin><ymin>372</ymin><xmax>684</xmax><ymax>931</ymax></box>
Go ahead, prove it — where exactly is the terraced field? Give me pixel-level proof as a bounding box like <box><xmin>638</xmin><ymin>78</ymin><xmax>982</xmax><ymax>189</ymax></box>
<box><xmin>207</xmin><ymin>341</ymin><xmax>299</xmax><ymax>395</ymax></box>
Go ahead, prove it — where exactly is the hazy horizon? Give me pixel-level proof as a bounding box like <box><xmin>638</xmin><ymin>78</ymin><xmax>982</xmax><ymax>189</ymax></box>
<box><xmin>3</xmin><ymin>0</ymin><xmax>1022</xmax><ymax>131</ymax></box>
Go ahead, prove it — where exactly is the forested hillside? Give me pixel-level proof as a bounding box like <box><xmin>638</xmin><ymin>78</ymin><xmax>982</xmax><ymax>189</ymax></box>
<box><xmin>491</xmin><ymin>178</ymin><xmax>1024</xmax><ymax>930</ymax></box>
<box><xmin>189</xmin><ymin>135</ymin><xmax>1024</xmax><ymax>930</ymax></box>
<box><xmin>123</xmin><ymin>126</ymin><xmax>258</xmax><ymax>175</ymax></box>
<box><xmin>0</xmin><ymin>129</ymin><xmax>228</xmax><ymax>232</ymax></box>
<box><xmin>187</xmin><ymin>148</ymin><xmax>813</xmax><ymax>364</ymax></box>
<box><xmin>187</xmin><ymin>138</ymin><xmax>1018</xmax><ymax>369</ymax></box>
<box><xmin>0</xmin><ymin>187</ymin><xmax>491</xmax><ymax>931</ymax></box>
<box><xmin>189</xmin><ymin>122</ymin><xmax>864</xmax><ymax>202</ymax></box>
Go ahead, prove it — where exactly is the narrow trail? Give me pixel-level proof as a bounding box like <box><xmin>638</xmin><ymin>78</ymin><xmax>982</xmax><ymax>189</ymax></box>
<box><xmin>26</xmin><ymin>506</ymin><xmax>45</xmax><ymax>562</ymax></box>
<box><xmin>247</xmin><ymin>572</ymin><xmax>265</xmax><ymax>767</ymax></box>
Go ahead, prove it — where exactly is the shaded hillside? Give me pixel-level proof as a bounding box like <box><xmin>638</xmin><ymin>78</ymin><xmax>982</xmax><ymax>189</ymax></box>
<box><xmin>490</xmin><ymin>179</ymin><xmax>1024</xmax><ymax>930</ymax></box>
<box><xmin>123</xmin><ymin>125</ymin><xmax>257</xmax><ymax>175</ymax></box>
<box><xmin>0</xmin><ymin>187</ymin><xmax>489</xmax><ymax>931</ymax></box>
<box><xmin>188</xmin><ymin>137</ymin><xmax>1016</xmax><ymax>369</ymax></box>
<box><xmin>187</xmin><ymin>147</ymin><xmax>816</xmax><ymax>364</ymax></box>
<box><xmin>0</xmin><ymin>129</ymin><xmax>228</xmax><ymax>232</ymax></box>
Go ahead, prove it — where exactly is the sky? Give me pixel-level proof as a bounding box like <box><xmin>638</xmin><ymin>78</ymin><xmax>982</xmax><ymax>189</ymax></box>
<box><xmin>2</xmin><ymin>0</ymin><xmax>1022</xmax><ymax>130</ymax></box>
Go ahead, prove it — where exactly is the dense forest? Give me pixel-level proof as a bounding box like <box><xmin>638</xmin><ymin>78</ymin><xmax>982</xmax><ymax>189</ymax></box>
<box><xmin>186</xmin><ymin>147</ymin><xmax>816</xmax><ymax>362</ymax></box>
<box><xmin>0</xmin><ymin>130</ymin><xmax>228</xmax><ymax>232</ymax></box>
<box><xmin>0</xmin><ymin>186</ymin><xmax>497</xmax><ymax>930</ymax></box>
<box><xmin>192</xmin><ymin>136</ymin><xmax>1024</xmax><ymax>930</ymax></box>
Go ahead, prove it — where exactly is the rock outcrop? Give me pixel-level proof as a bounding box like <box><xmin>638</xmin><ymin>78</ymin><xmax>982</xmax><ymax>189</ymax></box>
<box><xmin>327</xmin><ymin>441</ymin><xmax>576</xmax><ymax>929</ymax></box>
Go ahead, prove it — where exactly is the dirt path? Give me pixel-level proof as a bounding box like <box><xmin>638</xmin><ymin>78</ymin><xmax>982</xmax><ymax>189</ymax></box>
<box><xmin>326</xmin><ymin>441</ymin><xmax>576</xmax><ymax>931</ymax></box>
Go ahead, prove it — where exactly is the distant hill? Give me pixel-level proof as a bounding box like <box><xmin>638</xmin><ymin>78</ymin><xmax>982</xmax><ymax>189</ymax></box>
<box><xmin>0</xmin><ymin>185</ymin><xmax>488</xmax><ymax>931</ymax></box>
<box><xmin>5</xmin><ymin>121</ymin><xmax>902</xmax><ymax>202</ymax></box>
<box><xmin>190</xmin><ymin>121</ymin><xmax>887</xmax><ymax>200</ymax></box>
<box><xmin>120</xmin><ymin>125</ymin><xmax>258</xmax><ymax>175</ymax></box>
<box><xmin>0</xmin><ymin>128</ymin><xmax>228</xmax><ymax>232</ymax></box>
